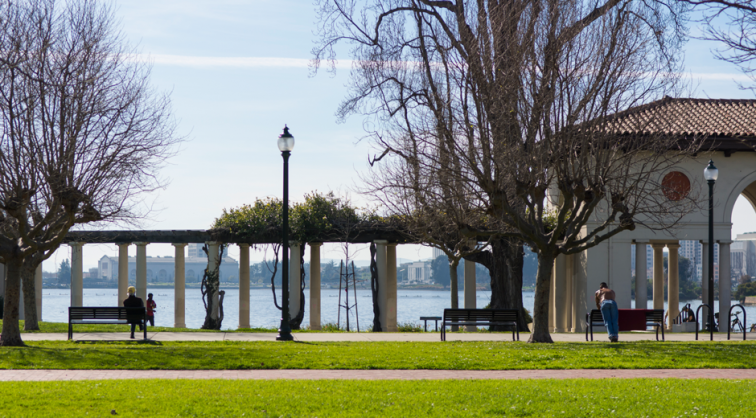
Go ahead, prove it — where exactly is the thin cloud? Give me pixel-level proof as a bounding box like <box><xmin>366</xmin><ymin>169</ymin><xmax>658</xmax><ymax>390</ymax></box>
<box><xmin>129</xmin><ymin>54</ymin><xmax>353</xmax><ymax>69</ymax></box>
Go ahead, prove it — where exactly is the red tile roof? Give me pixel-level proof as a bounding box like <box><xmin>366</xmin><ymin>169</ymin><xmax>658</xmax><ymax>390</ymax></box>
<box><xmin>605</xmin><ymin>97</ymin><xmax>756</xmax><ymax>137</ymax></box>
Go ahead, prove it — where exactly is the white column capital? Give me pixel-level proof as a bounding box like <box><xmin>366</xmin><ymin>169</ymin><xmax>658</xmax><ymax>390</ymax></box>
<box><xmin>172</xmin><ymin>243</ymin><xmax>187</xmax><ymax>248</ymax></box>
<box><xmin>633</xmin><ymin>240</ymin><xmax>649</xmax><ymax>244</ymax></box>
<box><xmin>69</xmin><ymin>241</ymin><xmax>85</xmax><ymax>248</ymax></box>
<box><xmin>116</xmin><ymin>242</ymin><xmax>131</xmax><ymax>248</ymax></box>
<box><xmin>651</xmin><ymin>243</ymin><xmax>666</xmax><ymax>249</ymax></box>
<box><xmin>238</xmin><ymin>243</ymin><xmax>250</xmax><ymax>249</ymax></box>
<box><xmin>204</xmin><ymin>241</ymin><xmax>220</xmax><ymax>246</ymax></box>
<box><xmin>289</xmin><ymin>240</ymin><xmax>301</xmax><ymax>247</ymax></box>
<box><xmin>308</xmin><ymin>242</ymin><xmax>323</xmax><ymax>247</ymax></box>
<box><xmin>134</xmin><ymin>241</ymin><xmax>150</xmax><ymax>247</ymax></box>
<box><xmin>717</xmin><ymin>240</ymin><xmax>733</xmax><ymax>245</ymax></box>
<box><xmin>374</xmin><ymin>239</ymin><xmax>388</xmax><ymax>245</ymax></box>
<box><xmin>667</xmin><ymin>242</ymin><xmax>681</xmax><ymax>250</ymax></box>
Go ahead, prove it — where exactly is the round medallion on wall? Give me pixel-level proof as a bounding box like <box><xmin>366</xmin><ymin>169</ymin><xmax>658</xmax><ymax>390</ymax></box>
<box><xmin>662</xmin><ymin>171</ymin><xmax>690</xmax><ymax>201</ymax></box>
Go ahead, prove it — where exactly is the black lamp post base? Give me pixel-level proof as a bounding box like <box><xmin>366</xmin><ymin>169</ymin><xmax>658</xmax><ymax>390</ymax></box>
<box><xmin>276</xmin><ymin>331</ymin><xmax>294</xmax><ymax>341</ymax></box>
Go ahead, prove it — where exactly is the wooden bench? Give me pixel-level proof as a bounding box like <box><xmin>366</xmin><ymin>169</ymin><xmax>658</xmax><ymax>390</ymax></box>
<box><xmin>585</xmin><ymin>309</ymin><xmax>665</xmax><ymax>341</ymax></box>
<box><xmin>68</xmin><ymin>307</ymin><xmax>147</xmax><ymax>340</ymax></box>
<box><xmin>441</xmin><ymin>308</ymin><xmax>519</xmax><ymax>341</ymax></box>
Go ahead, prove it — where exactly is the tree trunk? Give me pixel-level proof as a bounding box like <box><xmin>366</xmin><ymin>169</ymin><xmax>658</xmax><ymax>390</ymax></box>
<box><xmin>1</xmin><ymin>258</ymin><xmax>25</xmax><ymax>346</ymax></box>
<box><xmin>21</xmin><ymin>259</ymin><xmax>39</xmax><ymax>331</ymax></box>
<box><xmin>448</xmin><ymin>258</ymin><xmax>460</xmax><ymax>331</ymax></box>
<box><xmin>528</xmin><ymin>251</ymin><xmax>556</xmax><ymax>343</ymax></box>
<box><xmin>465</xmin><ymin>238</ymin><xmax>528</xmax><ymax>331</ymax></box>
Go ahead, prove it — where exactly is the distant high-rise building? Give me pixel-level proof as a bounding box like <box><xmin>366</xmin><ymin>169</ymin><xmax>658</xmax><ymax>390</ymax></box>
<box><xmin>432</xmin><ymin>247</ymin><xmax>444</xmax><ymax>260</ymax></box>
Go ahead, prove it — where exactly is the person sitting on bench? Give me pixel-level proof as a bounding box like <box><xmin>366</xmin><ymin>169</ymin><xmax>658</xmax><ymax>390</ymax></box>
<box><xmin>123</xmin><ymin>286</ymin><xmax>144</xmax><ymax>339</ymax></box>
<box><xmin>595</xmin><ymin>282</ymin><xmax>619</xmax><ymax>342</ymax></box>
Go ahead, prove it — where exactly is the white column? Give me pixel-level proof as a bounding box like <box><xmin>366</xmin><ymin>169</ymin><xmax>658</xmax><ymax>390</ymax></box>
<box><xmin>635</xmin><ymin>241</ymin><xmax>648</xmax><ymax>309</ymax></box>
<box><xmin>610</xmin><ymin>241</ymin><xmax>633</xmax><ymax>309</ymax></box>
<box><xmin>309</xmin><ymin>242</ymin><xmax>322</xmax><ymax>331</ymax></box>
<box><xmin>652</xmin><ymin>243</ymin><xmax>665</xmax><ymax>310</ymax></box>
<box><xmin>719</xmin><ymin>240</ymin><xmax>732</xmax><ymax>332</ymax></box>
<box><xmin>386</xmin><ymin>243</ymin><xmax>398</xmax><ymax>332</ymax></box>
<box><xmin>375</xmin><ymin>240</ymin><xmax>388</xmax><ymax>331</ymax></box>
<box><xmin>553</xmin><ymin>254</ymin><xmax>567</xmax><ymax>332</ymax></box>
<box><xmin>667</xmin><ymin>242</ymin><xmax>680</xmax><ymax>330</ymax></box>
<box><xmin>70</xmin><ymin>242</ymin><xmax>84</xmax><ymax>307</ymax></box>
<box><xmin>35</xmin><ymin>263</ymin><xmax>42</xmax><ymax>321</ymax></box>
<box><xmin>464</xmin><ymin>255</ymin><xmax>477</xmax><ymax>331</ymax></box>
<box><xmin>572</xmin><ymin>250</ymin><xmax>588</xmax><ymax>332</ymax></box>
<box><xmin>238</xmin><ymin>243</ymin><xmax>250</xmax><ymax>329</ymax></box>
<box><xmin>117</xmin><ymin>243</ymin><xmax>130</xmax><ymax>307</ymax></box>
<box><xmin>172</xmin><ymin>243</ymin><xmax>187</xmax><ymax>328</ymax></box>
<box><xmin>134</xmin><ymin>242</ymin><xmax>149</xmax><ymax>301</ymax></box>
<box><xmin>206</xmin><ymin>241</ymin><xmax>220</xmax><ymax>320</ymax></box>
<box><xmin>289</xmin><ymin>242</ymin><xmax>301</xmax><ymax>321</ymax></box>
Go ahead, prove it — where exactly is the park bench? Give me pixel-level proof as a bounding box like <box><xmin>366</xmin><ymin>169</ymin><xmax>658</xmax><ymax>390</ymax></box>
<box><xmin>441</xmin><ymin>308</ymin><xmax>519</xmax><ymax>341</ymax></box>
<box><xmin>68</xmin><ymin>307</ymin><xmax>147</xmax><ymax>340</ymax></box>
<box><xmin>585</xmin><ymin>309</ymin><xmax>665</xmax><ymax>341</ymax></box>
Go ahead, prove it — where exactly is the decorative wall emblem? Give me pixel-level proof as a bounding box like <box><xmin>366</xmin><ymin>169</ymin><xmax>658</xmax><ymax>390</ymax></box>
<box><xmin>662</xmin><ymin>171</ymin><xmax>691</xmax><ymax>201</ymax></box>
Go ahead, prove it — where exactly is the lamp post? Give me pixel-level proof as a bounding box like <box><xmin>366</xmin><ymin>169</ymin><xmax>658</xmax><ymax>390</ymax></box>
<box><xmin>276</xmin><ymin>125</ymin><xmax>295</xmax><ymax>341</ymax></box>
<box><xmin>704</xmin><ymin>160</ymin><xmax>718</xmax><ymax>334</ymax></box>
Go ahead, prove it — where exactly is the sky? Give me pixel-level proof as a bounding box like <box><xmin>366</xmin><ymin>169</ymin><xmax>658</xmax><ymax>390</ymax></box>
<box><xmin>44</xmin><ymin>0</ymin><xmax>756</xmax><ymax>272</ymax></box>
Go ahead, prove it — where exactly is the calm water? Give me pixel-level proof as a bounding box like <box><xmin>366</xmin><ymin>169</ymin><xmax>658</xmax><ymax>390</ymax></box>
<box><xmin>40</xmin><ymin>288</ymin><xmax>749</xmax><ymax>330</ymax></box>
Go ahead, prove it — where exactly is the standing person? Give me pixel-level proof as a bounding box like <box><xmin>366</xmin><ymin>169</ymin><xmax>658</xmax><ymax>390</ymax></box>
<box><xmin>123</xmin><ymin>286</ymin><xmax>144</xmax><ymax>339</ymax></box>
<box><xmin>146</xmin><ymin>293</ymin><xmax>156</xmax><ymax>327</ymax></box>
<box><xmin>595</xmin><ymin>282</ymin><xmax>619</xmax><ymax>342</ymax></box>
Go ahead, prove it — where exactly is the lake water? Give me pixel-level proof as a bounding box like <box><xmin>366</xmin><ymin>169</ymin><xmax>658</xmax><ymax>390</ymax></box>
<box><xmin>39</xmin><ymin>288</ymin><xmax>751</xmax><ymax>330</ymax></box>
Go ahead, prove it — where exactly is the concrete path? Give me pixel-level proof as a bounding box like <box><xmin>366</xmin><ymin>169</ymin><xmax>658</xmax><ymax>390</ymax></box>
<box><xmin>21</xmin><ymin>330</ymin><xmax>754</xmax><ymax>342</ymax></box>
<box><xmin>0</xmin><ymin>369</ymin><xmax>754</xmax><ymax>381</ymax></box>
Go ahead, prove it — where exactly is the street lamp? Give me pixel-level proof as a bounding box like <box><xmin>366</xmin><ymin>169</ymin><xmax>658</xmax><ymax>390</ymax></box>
<box><xmin>704</xmin><ymin>160</ymin><xmax>718</xmax><ymax>334</ymax></box>
<box><xmin>277</xmin><ymin>125</ymin><xmax>295</xmax><ymax>341</ymax></box>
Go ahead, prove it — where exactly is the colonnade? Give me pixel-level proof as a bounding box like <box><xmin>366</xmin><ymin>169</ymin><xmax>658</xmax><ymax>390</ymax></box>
<box><xmin>60</xmin><ymin>239</ymin><xmax>478</xmax><ymax>332</ymax></box>
<box><xmin>636</xmin><ymin>240</ymin><xmax>731</xmax><ymax>330</ymax></box>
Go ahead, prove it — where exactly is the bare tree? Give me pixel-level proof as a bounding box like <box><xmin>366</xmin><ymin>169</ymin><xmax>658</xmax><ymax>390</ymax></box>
<box><xmin>0</xmin><ymin>0</ymin><xmax>178</xmax><ymax>346</ymax></box>
<box><xmin>313</xmin><ymin>0</ymin><xmax>698</xmax><ymax>342</ymax></box>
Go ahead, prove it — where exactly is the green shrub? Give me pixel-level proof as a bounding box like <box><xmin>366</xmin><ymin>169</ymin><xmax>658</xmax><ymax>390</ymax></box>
<box><xmin>397</xmin><ymin>322</ymin><xmax>424</xmax><ymax>332</ymax></box>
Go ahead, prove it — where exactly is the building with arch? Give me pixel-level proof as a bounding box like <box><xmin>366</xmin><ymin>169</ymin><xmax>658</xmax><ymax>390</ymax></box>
<box><xmin>549</xmin><ymin>98</ymin><xmax>756</xmax><ymax>332</ymax></box>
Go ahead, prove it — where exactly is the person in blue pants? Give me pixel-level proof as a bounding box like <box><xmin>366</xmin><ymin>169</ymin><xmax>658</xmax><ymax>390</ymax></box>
<box><xmin>596</xmin><ymin>282</ymin><xmax>619</xmax><ymax>342</ymax></box>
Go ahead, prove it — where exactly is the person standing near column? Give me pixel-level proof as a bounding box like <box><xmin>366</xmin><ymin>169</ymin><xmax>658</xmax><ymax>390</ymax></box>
<box><xmin>145</xmin><ymin>293</ymin><xmax>156</xmax><ymax>327</ymax></box>
<box><xmin>596</xmin><ymin>282</ymin><xmax>619</xmax><ymax>342</ymax></box>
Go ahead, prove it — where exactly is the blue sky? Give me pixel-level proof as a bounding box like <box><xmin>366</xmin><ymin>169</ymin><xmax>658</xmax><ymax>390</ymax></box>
<box><xmin>46</xmin><ymin>0</ymin><xmax>756</xmax><ymax>271</ymax></box>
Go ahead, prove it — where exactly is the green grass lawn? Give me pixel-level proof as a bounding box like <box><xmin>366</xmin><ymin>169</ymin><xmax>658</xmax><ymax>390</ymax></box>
<box><xmin>1</xmin><ymin>340</ymin><xmax>755</xmax><ymax>370</ymax></box>
<box><xmin>0</xmin><ymin>378</ymin><xmax>753</xmax><ymax>417</ymax></box>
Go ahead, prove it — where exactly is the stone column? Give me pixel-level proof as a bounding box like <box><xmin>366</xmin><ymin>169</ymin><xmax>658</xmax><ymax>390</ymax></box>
<box><xmin>553</xmin><ymin>254</ymin><xmax>568</xmax><ymax>332</ymax></box>
<box><xmin>635</xmin><ymin>241</ymin><xmax>648</xmax><ymax>309</ymax></box>
<box><xmin>651</xmin><ymin>243</ymin><xmax>665</xmax><ymax>310</ymax></box>
<box><xmin>206</xmin><ymin>241</ymin><xmax>221</xmax><ymax>320</ymax></box>
<box><xmin>289</xmin><ymin>242</ymin><xmax>302</xmax><ymax>321</ymax></box>
<box><xmin>464</xmin><ymin>255</ymin><xmax>477</xmax><ymax>331</ymax></box>
<box><xmin>719</xmin><ymin>240</ymin><xmax>732</xmax><ymax>332</ymax></box>
<box><xmin>375</xmin><ymin>240</ymin><xmax>388</xmax><ymax>331</ymax></box>
<box><xmin>35</xmin><ymin>263</ymin><xmax>42</xmax><ymax>321</ymax></box>
<box><xmin>667</xmin><ymin>242</ymin><xmax>680</xmax><ymax>330</ymax></box>
<box><xmin>134</xmin><ymin>242</ymin><xmax>149</xmax><ymax>301</ymax></box>
<box><xmin>238</xmin><ymin>244</ymin><xmax>250</xmax><ymax>329</ymax></box>
<box><xmin>117</xmin><ymin>243</ymin><xmax>130</xmax><ymax>307</ymax></box>
<box><xmin>172</xmin><ymin>243</ymin><xmax>187</xmax><ymax>328</ymax></box>
<box><xmin>70</xmin><ymin>242</ymin><xmax>84</xmax><ymax>307</ymax></box>
<box><xmin>386</xmin><ymin>243</ymin><xmax>398</xmax><ymax>332</ymax></box>
<box><xmin>309</xmin><ymin>242</ymin><xmax>322</xmax><ymax>331</ymax></box>
<box><xmin>701</xmin><ymin>241</ymin><xmax>710</xmax><ymax>320</ymax></box>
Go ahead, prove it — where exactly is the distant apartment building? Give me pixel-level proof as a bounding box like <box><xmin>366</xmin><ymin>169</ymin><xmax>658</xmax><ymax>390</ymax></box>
<box><xmin>97</xmin><ymin>244</ymin><xmax>239</xmax><ymax>284</ymax></box>
<box><xmin>406</xmin><ymin>261</ymin><xmax>432</xmax><ymax>284</ymax></box>
<box><xmin>432</xmin><ymin>247</ymin><xmax>444</xmax><ymax>260</ymax></box>
<box><xmin>733</xmin><ymin>232</ymin><xmax>756</xmax><ymax>280</ymax></box>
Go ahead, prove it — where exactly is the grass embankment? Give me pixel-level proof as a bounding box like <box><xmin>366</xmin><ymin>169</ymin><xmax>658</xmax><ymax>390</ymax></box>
<box><xmin>1</xmin><ymin>379</ymin><xmax>754</xmax><ymax>417</ymax></box>
<box><xmin>2</xmin><ymin>341</ymin><xmax>756</xmax><ymax>370</ymax></box>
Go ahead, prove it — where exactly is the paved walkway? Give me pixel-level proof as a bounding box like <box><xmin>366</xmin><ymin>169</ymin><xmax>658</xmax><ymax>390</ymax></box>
<box><xmin>22</xmin><ymin>330</ymin><xmax>753</xmax><ymax>342</ymax></box>
<box><xmin>0</xmin><ymin>369</ymin><xmax>754</xmax><ymax>381</ymax></box>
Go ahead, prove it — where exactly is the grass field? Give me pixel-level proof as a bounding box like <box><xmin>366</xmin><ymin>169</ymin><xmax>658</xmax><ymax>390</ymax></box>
<box><xmin>1</xmin><ymin>340</ymin><xmax>755</xmax><ymax>370</ymax></box>
<box><xmin>0</xmin><ymin>378</ymin><xmax>752</xmax><ymax>417</ymax></box>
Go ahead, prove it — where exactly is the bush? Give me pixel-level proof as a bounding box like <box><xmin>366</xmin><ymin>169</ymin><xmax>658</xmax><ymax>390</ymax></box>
<box><xmin>397</xmin><ymin>322</ymin><xmax>424</xmax><ymax>332</ymax></box>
